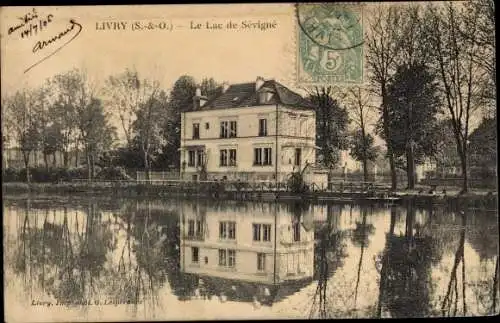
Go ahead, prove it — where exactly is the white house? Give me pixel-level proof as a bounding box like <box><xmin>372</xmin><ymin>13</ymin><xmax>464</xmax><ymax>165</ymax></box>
<box><xmin>180</xmin><ymin>77</ymin><xmax>327</xmax><ymax>185</ymax></box>
<box><xmin>179</xmin><ymin>202</ymin><xmax>315</xmax><ymax>285</ymax></box>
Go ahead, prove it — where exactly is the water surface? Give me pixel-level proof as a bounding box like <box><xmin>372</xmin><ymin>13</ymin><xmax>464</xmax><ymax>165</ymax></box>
<box><xmin>3</xmin><ymin>196</ymin><xmax>499</xmax><ymax>321</ymax></box>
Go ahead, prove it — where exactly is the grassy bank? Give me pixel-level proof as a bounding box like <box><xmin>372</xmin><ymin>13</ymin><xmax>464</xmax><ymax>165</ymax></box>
<box><xmin>2</xmin><ymin>181</ymin><xmax>497</xmax><ymax>210</ymax></box>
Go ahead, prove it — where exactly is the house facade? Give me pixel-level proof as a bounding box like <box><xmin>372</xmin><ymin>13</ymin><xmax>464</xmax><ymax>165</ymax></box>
<box><xmin>179</xmin><ymin>202</ymin><xmax>315</xmax><ymax>285</ymax></box>
<box><xmin>180</xmin><ymin>77</ymin><xmax>326</xmax><ymax>184</ymax></box>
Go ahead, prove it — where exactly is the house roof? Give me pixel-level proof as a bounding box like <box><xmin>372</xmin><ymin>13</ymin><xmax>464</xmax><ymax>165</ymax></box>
<box><xmin>189</xmin><ymin>79</ymin><xmax>314</xmax><ymax>112</ymax></box>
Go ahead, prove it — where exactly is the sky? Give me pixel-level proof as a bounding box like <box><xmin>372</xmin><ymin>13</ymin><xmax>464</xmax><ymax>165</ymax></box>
<box><xmin>1</xmin><ymin>4</ymin><xmax>301</xmax><ymax>95</ymax></box>
<box><xmin>0</xmin><ymin>2</ymin><xmax>483</xmax><ymax>146</ymax></box>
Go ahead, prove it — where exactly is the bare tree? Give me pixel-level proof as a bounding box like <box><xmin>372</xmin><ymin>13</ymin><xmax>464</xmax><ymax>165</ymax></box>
<box><xmin>365</xmin><ymin>4</ymin><xmax>403</xmax><ymax>190</ymax></box>
<box><xmin>306</xmin><ymin>86</ymin><xmax>350</xmax><ymax>176</ymax></box>
<box><xmin>345</xmin><ymin>87</ymin><xmax>378</xmax><ymax>182</ymax></box>
<box><xmin>132</xmin><ymin>84</ymin><xmax>168</xmax><ymax>181</ymax></box>
<box><xmin>426</xmin><ymin>2</ymin><xmax>490</xmax><ymax>193</ymax></box>
<box><xmin>4</xmin><ymin>89</ymin><xmax>41</xmax><ymax>182</ymax></box>
<box><xmin>49</xmin><ymin>69</ymin><xmax>83</xmax><ymax>168</ymax></box>
<box><xmin>103</xmin><ymin>68</ymin><xmax>149</xmax><ymax>147</ymax></box>
<box><xmin>464</xmin><ymin>0</ymin><xmax>495</xmax><ymax>105</ymax></box>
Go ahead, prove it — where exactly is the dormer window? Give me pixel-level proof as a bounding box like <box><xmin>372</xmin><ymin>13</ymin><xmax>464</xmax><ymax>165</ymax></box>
<box><xmin>258</xmin><ymin>91</ymin><xmax>273</xmax><ymax>104</ymax></box>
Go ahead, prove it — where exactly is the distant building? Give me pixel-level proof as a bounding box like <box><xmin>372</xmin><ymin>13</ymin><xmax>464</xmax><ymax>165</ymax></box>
<box><xmin>179</xmin><ymin>76</ymin><xmax>328</xmax><ymax>185</ymax></box>
<box><xmin>2</xmin><ymin>147</ymin><xmax>82</xmax><ymax>169</ymax></box>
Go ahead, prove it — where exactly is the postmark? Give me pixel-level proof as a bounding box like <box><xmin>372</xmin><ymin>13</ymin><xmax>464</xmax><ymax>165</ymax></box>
<box><xmin>296</xmin><ymin>3</ymin><xmax>364</xmax><ymax>86</ymax></box>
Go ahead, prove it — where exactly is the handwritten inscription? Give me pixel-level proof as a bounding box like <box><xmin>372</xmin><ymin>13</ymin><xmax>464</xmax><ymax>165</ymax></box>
<box><xmin>5</xmin><ymin>8</ymin><xmax>83</xmax><ymax>73</ymax></box>
<box><xmin>32</xmin><ymin>19</ymin><xmax>82</xmax><ymax>53</ymax></box>
<box><xmin>7</xmin><ymin>8</ymin><xmax>54</xmax><ymax>38</ymax></box>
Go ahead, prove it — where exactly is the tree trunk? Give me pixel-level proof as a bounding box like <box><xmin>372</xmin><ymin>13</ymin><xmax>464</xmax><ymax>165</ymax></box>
<box><xmin>460</xmin><ymin>150</ymin><xmax>468</xmax><ymax>193</ymax></box>
<box><xmin>90</xmin><ymin>154</ymin><xmax>95</xmax><ymax>180</ymax></box>
<box><xmin>361</xmin><ymin>120</ymin><xmax>369</xmax><ymax>183</ymax></box>
<box><xmin>144</xmin><ymin>150</ymin><xmax>150</xmax><ymax>181</ymax></box>
<box><xmin>22</xmin><ymin>151</ymin><xmax>31</xmax><ymax>183</ymax></box>
<box><xmin>407</xmin><ymin>146</ymin><xmax>416</xmax><ymax>189</ymax></box>
<box><xmin>63</xmin><ymin>151</ymin><xmax>69</xmax><ymax>168</ymax></box>
<box><xmin>52</xmin><ymin>153</ymin><xmax>57</xmax><ymax>167</ymax></box>
<box><xmin>43</xmin><ymin>152</ymin><xmax>49</xmax><ymax>170</ymax></box>
<box><xmin>86</xmin><ymin>148</ymin><xmax>92</xmax><ymax>182</ymax></box>
<box><xmin>381</xmin><ymin>89</ymin><xmax>397</xmax><ymax>191</ymax></box>
<box><xmin>363</xmin><ymin>158</ymin><xmax>369</xmax><ymax>183</ymax></box>
<box><xmin>75</xmin><ymin>148</ymin><xmax>79</xmax><ymax>168</ymax></box>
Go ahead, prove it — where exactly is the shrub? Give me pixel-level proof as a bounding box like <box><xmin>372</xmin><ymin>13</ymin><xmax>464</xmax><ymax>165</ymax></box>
<box><xmin>67</xmin><ymin>167</ymin><xmax>89</xmax><ymax>181</ymax></box>
<box><xmin>287</xmin><ymin>171</ymin><xmax>309</xmax><ymax>194</ymax></box>
<box><xmin>2</xmin><ymin>167</ymin><xmax>20</xmax><ymax>182</ymax></box>
<box><xmin>95</xmin><ymin>166</ymin><xmax>133</xmax><ymax>181</ymax></box>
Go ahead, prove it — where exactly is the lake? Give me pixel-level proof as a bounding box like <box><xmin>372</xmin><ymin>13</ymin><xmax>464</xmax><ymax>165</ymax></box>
<box><xmin>3</xmin><ymin>196</ymin><xmax>499</xmax><ymax>321</ymax></box>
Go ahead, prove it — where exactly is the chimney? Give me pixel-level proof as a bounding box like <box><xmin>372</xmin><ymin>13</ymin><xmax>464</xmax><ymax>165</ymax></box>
<box><xmin>256</xmin><ymin>76</ymin><xmax>265</xmax><ymax>91</ymax></box>
<box><xmin>193</xmin><ymin>87</ymin><xmax>208</xmax><ymax>110</ymax></box>
<box><xmin>222</xmin><ymin>82</ymin><xmax>230</xmax><ymax>93</ymax></box>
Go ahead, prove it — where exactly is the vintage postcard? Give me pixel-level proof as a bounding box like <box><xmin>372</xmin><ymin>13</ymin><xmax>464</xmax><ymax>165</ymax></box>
<box><xmin>1</xmin><ymin>2</ymin><xmax>497</xmax><ymax>322</ymax></box>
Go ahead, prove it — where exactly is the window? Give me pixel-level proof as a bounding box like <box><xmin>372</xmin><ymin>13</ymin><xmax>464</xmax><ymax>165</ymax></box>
<box><xmin>220</xmin><ymin>149</ymin><xmax>228</xmax><ymax>166</ymax></box>
<box><xmin>188</xmin><ymin>219</ymin><xmax>195</xmax><ymax>237</ymax></box>
<box><xmin>253</xmin><ymin>223</ymin><xmax>261</xmax><ymax>241</ymax></box>
<box><xmin>259</xmin><ymin>92</ymin><xmax>267</xmax><ymax>104</ymax></box>
<box><xmin>188</xmin><ymin>150</ymin><xmax>196</xmax><ymax>167</ymax></box>
<box><xmin>263</xmin><ymin>224</ymin><xmax>271</xmax><ymax>242</ymax></box>
<box><xmin>228</xmin><ymin>249</ymin><xmax>236</xmax><ymax>267</ymax></box>
<box><xmin>218</xmin><ymin>249</ymin><xmax>236</xmax><ymax>268</ymax></box>
<box><xmin>187</xmin><ymin>219</ymin><xmax>203</xmax><ymax>238</ymax></box>
<box><xmin>293</xmin><ymin>222</ymin><xmax>301</xmax><ymax>242</ymax></box>
<box><xmin>229</xmin><ymin>149</ymin><xmax>237</xmax><ymax>166</ymax></box>
<box><xmin>264</xmin><ymin>148</ymin><xmax>272</xmax><ymax>165</ymax></box>
<box><xmin>219</xmin><ymin>221</ymin><xmax>236</xmax><ymax>240</ymax></box>
<box><xmin>205</xmin><ymin>122</ymin><xmax>209</xmax><ymax>130</ymax></box>
<box><xmin>294</xmin><ymin>148</ymin><xmax>302</xmax><ymax>166</ymax></box>
<box><xmin>258</xmin><ymin>119</ymin><xmax>268</xmax><ymax>136</ymax></box>
<box><xmin>192</xmin><ymin>123</ymin><xmax>200</xmax><ymax>139</ymax></box>
<box><xmin>254</xmin><ymin>148</ymin><xmax>272</xmax><ymax>166</ymax></box>
<box><xmin>192</xmin><ymin>247</ymin><xmax>199</xmax><ymax>263</ymax></box>
<box><xmin>254</xmin><ymin>148</ymin><xmax>262</xmax><ymax>166</ymax></box>
<box><xmin>220</xmin><ymin>121</ymin><xmax>237</xmax><ymax>138</ymax></box>
<box><xmin>220</xmin><ymin>121</ymin><xmax>229</xmax><ymax>138</ymax></box>
<box><xmin>230</xmin><ymin>121</ymin><xmax>237</xmax><ymax>137</ymax></box>
<box><xmin>218</xmin><ymin>249</ymin><xmax>226</xmax><ymax>266</ymax></box>
<box><xmin>197</xmin><ymin>150</ymin><xmax>204</xmax><ymax>167</ymax></box>
<box><xmin>257</xmin><ymin>253</ymin><xmax>266</xmax><ymax>271</ymax></box>
<box><xmin>220</xmin><ymin>149</ymin><xmax>236</xmax><ymax>167</ymax></box>
<box><xmin>253</xmin><ymin>223</ymin><xmax>271</xmax><ymax>242</ymax></box>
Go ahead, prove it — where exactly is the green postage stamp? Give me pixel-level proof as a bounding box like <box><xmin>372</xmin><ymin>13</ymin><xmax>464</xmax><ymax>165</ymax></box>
<box><xmin>296</xmin><ymin>3</ymin><xmax>364</xmax><ymax>85</ymax></box>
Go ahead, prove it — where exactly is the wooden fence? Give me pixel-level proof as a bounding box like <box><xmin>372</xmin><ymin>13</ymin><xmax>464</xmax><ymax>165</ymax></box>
<box><xmin>72</xmin><ymin>178</ymin><xmax>392</xmax><ymax>194</ymax></box>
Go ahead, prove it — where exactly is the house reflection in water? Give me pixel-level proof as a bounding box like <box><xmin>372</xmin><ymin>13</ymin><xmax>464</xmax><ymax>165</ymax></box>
<box><xmin>178</xmin><ymin>202</ymin><xmax>315</xmax><ymax>306</ymax></box>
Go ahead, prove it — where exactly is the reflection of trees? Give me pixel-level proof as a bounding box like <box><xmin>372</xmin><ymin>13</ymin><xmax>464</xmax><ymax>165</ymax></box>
<box><xmin>10</xmin><ymin>199</ymin><xmax>180</xmax><ymax>315</ymax></box>
<box><xmin>112</xmin><ymin>200</ymin><xmax>179</xmax><ymax>313</ymax></box>
<box><xmin>440</xmin><ymin>211</ymin><xmax>467</xmax><ymax>316</ymax></box>
<box><xmin>376</xmin><ymin>202</ymin><xmax>440</xmax><ymax>318</ymax></box>
<box><xmin>466</xmin><ymin>210</ymin><xmax>499</xmax><ymax>261</ymax></box>
<box><xmin>352</xmin><ymin>206</ymin><xmax>375</xmax><ymax>311</ymax></box>
<box><xmin>309</xmin><ymin>204</ymin><xmax>349</xmax><ymax>319</ymax></box>
<box><xmin>13</xmin><ymin>201</ymin><xmax>116</xmax><ymax>303</ymax></box>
